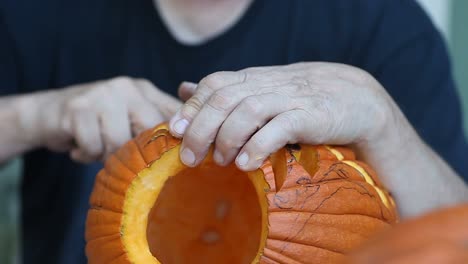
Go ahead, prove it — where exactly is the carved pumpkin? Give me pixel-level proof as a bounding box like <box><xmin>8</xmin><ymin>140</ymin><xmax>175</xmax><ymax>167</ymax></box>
<box><xmin>343</xmin><ymin>204</ymin><xmax>468</xmax><ymax>264</ymax></box>
<box><xmin>85</xmin><ymin>123</ymin><xmax>398</xmax><ymax>264</ymax></box>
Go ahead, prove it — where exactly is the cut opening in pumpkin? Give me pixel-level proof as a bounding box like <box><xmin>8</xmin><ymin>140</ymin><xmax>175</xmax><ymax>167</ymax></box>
<box><xmin>147</xmin><ymin>163</ymin><xmax>263</xmax><ymax>264</ymax></box>
<box><xmin>119</xmin><ymin>145</ymin><xmax>270</xmax><ymax>264</ymax></box>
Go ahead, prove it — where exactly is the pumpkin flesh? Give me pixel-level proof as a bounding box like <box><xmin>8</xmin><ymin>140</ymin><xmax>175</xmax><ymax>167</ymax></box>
<box><xmin>147</xmin><ymin>162</ymin><xmax>265</xmax><ymax>263</ymax></box>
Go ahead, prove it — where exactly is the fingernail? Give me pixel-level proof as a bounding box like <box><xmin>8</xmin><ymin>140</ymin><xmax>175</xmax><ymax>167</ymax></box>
<box><xmin>181</xmin><ymin>147</ymin><xmax>196</xmax><ymax>166</ymax></box>
<box><xmin>182</xmin><ymin>81</ymin><xmax>198</xmax><ymax>91</ymax></box>
<box><xmin>173</xmin><ymin>119</ymin><xmax>189</xmax><ymax>135</ymax></box>
<box><xmin>213</xmin><ymin>150</ymin><xmax>224</xmax><ymax>165</ymax></box>
<box><xmin>236</xmin><ymin>152</ymin><xmax>249</xmax><ymax>167</ymax></box>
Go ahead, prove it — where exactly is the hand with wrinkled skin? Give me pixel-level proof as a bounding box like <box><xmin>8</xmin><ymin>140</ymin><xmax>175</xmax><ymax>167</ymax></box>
<box><xmin>12</xmin><ymin>77</ymin><xmax>187</xmax><ymax>163</ymax></box>
<box><xmin>170</xmin><ymin>62</ymin><xmax>390</xmax><ymax>169</ymax></box>
<box><xmin>170</xmin><ymin>62</ymin><xmax>468</xmax><ymax>218</ymax></box>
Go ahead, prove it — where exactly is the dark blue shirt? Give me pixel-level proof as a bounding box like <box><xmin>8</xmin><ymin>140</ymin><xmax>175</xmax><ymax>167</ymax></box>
<box><xmin>1</xmin><ymin>0</ymin><xmax>467</xmax><ymax>263</ymax></box>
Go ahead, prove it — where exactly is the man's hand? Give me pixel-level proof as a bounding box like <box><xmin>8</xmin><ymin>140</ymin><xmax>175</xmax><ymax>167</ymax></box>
<box><xmin>169</xmin><ymin>62</ymin><xmax>468</xmax><ymax>217</ymax></box>
<box><xmin>19</xmin><ymin>77</ymin><xmax>182</xmax><ymax>163</ymax></box>
<box><xmin>169</xmin><ymin>62</ymin><xmax>393</xmax><ymax>170</ymax></box>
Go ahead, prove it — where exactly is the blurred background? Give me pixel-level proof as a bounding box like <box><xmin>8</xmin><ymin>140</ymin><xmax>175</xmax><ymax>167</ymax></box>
<box><xmin>0</xmin><ymin>0</ymin><xmax>467</xmax><ymax>263</ymax></box>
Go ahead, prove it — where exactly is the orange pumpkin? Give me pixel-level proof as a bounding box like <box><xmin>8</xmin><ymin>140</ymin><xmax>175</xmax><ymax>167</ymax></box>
<box><xmin>343</xmin><ymin>204</ymin><xmax>468</xmax><ymax>264</ymax></box>
<box><xmin>85</xmin><ymin>123</ymin><xmax>398</xmax><ymax>264</ymax></box>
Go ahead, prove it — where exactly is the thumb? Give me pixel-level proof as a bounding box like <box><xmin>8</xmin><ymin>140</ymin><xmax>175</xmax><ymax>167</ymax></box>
<box><xmin>178</xmin><ymin>81</ymin><xmax>198</xmax><ymax>102</ymax></box>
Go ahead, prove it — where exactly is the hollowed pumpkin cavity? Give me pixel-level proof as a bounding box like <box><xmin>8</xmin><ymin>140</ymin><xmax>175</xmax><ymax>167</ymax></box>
<box><xmin>147</xmin><ymin>164</ymin><xmax>263</xmax><ymax>264</ymax></box>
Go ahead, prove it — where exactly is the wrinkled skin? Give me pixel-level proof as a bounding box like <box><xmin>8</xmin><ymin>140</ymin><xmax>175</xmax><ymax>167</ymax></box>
<box><xmin>20</xmin><ymin>77</ymin><xmax>185</xmax><ymax>163</ymax></box>
<box><xmin>171</xmin><ymin>62</ymin><xmax>393</xmax><ymax>169</ymax></box>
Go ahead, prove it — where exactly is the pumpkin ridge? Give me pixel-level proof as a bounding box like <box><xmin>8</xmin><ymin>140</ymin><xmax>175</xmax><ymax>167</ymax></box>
<box><xmin>134</xmin><ymin>136</ymin><xmax>152</xmax><ymax>165</ymax></box>
<box><xmin>262</xmin><ymin>248</ymin><xmax>305</xmax><ymax>264</ymax></box>
<box><xmin>316</xmin><ymin>179</ymin><xmax>391</xmax><ymax>215</ymax></box>
<box><xmin>267</xmin><ymin>210</ymin><xmax>390</xmax><ymax>223</ymax></box>
<box><xmin>104</xmin><ymin>156</ymin><xmax>138</xmax><ymax>184</ymax></box>
<box><xmin>86</xmin><ymin>232</ymin><xmax>124</xmax><ymax>243</ymax></box>
<box><xmin>88</xmin><ymin>206</ymin><xmax>122</xmax><ymax>215</ymax></box>
<box><xmin>95</xmin><ymin>173</ymin><xmax>127</xmax><ymax>196</ymax></box>
<box><xmin>131</xmin><ymin>139</ymin><xmax>151</xmax><ymax>166</ymax></box>
<box><xmin>311</xmin><ymin>185</ymin><xmax>376</xmax><ymax>210</ymax></box>
<box><xmin>259</xmin><ymin>255</ymin><xmax>282</xmax><ymax>264</ymax></box>
<box><xmin>102</xmin><ymin>166</ymin><xmax>132</xmax><ymax>186</ymax></box>
<box><xmin>266</xmin><ymin>237</ymin><xmax>344</xmax><ymax>254</ymax></box>
<box><xmin>114</xmin><ymin>140</ymin><xmax>148</xmax><ymax>173</ymax></box>
<box><xmin>106</xmin><ymin>251</ymin><xmax>127</xmax><ymax>263</ymax></box>
<box><xmin>89</xmin><ymin>206</ymin><xmax>123</xmax><ymax>214</ymax></box>
<box><xmin>267</xmin><ymin>182</ymin><xmax>391</xmax><ymax>222</ymax></box>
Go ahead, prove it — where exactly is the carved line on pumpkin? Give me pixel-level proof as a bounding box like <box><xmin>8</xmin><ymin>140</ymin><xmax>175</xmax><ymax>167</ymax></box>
<box><xmin>268</xmin><ymin>181</ymin><xmax>387</xmax><ymax>256</ymax></box>
<box><xmin>270</xmin><ymin>148</ymin><xmax>287</xmax><ymax>192</ymax></box>
<box><xmin>145</xmin><ymin>128</ymin><xmax>169</xmax><ymax>147</ymax></box>
<box><xmin>270</xmin><ymin>184</ymin><xmax>383</xmax><ymax>220</ymax></box>
<box><xmin>325</xmin><ymin>145</ymin><xmax>344</xmax><ymax>160</ymax></box>
<box><xmin>342</xmin><ymin>161</ymin><xmax>390</xmax><ymax>209</ymax></box>
<box><xmin>324</xmin><ymin>146</ymin><xmax>391</xmax><ymax>209</ymax></box>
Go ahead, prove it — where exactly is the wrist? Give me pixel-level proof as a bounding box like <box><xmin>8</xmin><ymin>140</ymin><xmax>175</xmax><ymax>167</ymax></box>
<box><xmin>15</xmin><ymin>92</ymin><xmax>50</xmax><ymax>149</ymax></box>
<box><xmin>358</xmin><ymin>97</ymin><xmax>419</xmax><ymax>163</ymax></box>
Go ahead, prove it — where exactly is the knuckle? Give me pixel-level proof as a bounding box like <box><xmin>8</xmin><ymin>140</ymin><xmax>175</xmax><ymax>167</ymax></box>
<box><xmin>206</xmin><ymin>90</ymin><xmax>234</xmax><ymax>112</ymax></box>
<box><xmin>182</xmin><ymin>96</ymin><xmax>204</xmax><ymax>118</ymax></box>
<box><xmin>277</xmin><ymin>113</ymin><xmax>302</xmax><ymax>135</ymax></box>
<box><xmin>110</xmin><ymin>76</ymin><xmax>132</xmax><ymax>85</ymax></box>
<box><xmin>185</xmin><ymin>128</ymin><xmax>208</xmax><ymax>148</ymax></box>
<box><xmin>200</xmin><ymin>71</ymin><xmax>245</xmax><ymax>90</ymax></box>
<box><xmin>248</xmin><ymin>135</ymin><xmax>268</xmax><ymax>154</ymax></box>
<box><xmin>66</xmin><ymin>97</ymin><xmax>89</xmax><ymax>112</ymax></box>
<box><xmin>241</xmin><ymin>96</ymin><xmax>262</xmax><ymax>116</ymax></box>
<box><xmin>200</xmin><ymin>73</ymin><xmax>225</xmax><ymax>91</ymax></box>
<box><xmin>220</xmin><ymin>138</ymin><xmax>241</xmax><ymax>151</ymax></box>
<box><xmin>134</xmin><ymin>78</ymin><xmax>156</xmax><ymax>90</ymax></box>
<box><xmin>103</xmin><ymin>134</ymin><xmax>124</xmax><ymax>151</ymax></box>
<box><xmin>88</xmin><ymin>148</ymin><xmax>102</xmax><ymax>157</ymax></box>
<box><xmin>82</xmin><ymin>144</ymin><xmax>102</xmax><ymax>158</ymax></box>
<box><xmin>109</xmin><ymin>76</ymin><xmax>134</xmax><ymax>91</ymax></box>
<box><xmin>104</xmin><ymin>143</ymin><xmax>120</xmax><ymax>156</ymax></box>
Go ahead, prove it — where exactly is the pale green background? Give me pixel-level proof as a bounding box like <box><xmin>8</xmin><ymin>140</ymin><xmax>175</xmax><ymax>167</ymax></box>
<box><xmin>451</xmin><ymin>0</ymin><xmax>468</xmax><ymax>134</ymax></box>
<box><xmin>1</xmin><ymin>1</ymin><xmax>467</xmax><ymax>263</ymax></box>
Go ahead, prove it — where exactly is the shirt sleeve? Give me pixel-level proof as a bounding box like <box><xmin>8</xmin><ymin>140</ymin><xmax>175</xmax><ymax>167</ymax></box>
<box><xmin>0</xmin><ymin>12</ymin><xmax>20</xmax><ymax>96</ymax></box>
<box><xmin>361</xmin><ymin>0</ymin><xmax>468</xmax><ymax>180</ymax></box>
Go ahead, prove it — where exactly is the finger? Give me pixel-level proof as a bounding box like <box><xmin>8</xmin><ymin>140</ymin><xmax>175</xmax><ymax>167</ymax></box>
<box><xmin>99</xmin><ymin>105</ymin><xmax>132</xmax><ymax>159</ymax></box>
<box><xmin>235</xmin><ymin>110</ymin><xmax>307</xmax><ymax>171</ymax></box>
<box><xmin>70</xmin><ymin>148</ymin><xmax>95</xmax><ymax>163</ymax></box>
<box><xmin>135</xmin><ymin>79</ymin><xmax>183</xmax><ymax>119</ymax></box>
<box><xmin>178</xmin><ymin>81</ymin><xmax>198</xmax><ymax>102</ymax></box>
<box><xmin>169</xmin><ymin>71</ymin><xmax>246</xmax><ymax>137</ymax></box>
<box><xmin>128</xmin><ymin>100</ymin><xmax>165</xmax><ymax>136</ymax></box>
<box><xmin>70</xmin><ymin>110</ymin><xmax>104</xmax><ymax>163</ymax></box>
<box><xmin>214</xmin><ymin>93</ymin><xmax>296</xmax><ymax>165</ymax></box>
<box><xmin>179</xmin><ymin>83</ymin><xmax>261</xmax><ymax>167</ymax></box>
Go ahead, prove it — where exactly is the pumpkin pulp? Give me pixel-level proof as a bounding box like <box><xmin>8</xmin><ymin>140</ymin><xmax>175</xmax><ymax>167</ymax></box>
<box><xmin>121</xmin><ymin>145</ymin><xmax>270</xmax><ymax>264</ymax></box>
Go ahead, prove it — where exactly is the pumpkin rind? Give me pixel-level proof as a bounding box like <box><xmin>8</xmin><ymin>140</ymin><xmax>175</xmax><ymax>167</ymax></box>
<box><xmin>86</xmin><ymin>123</ymin><xmax>398</xmax><ymax>264</ymax></box>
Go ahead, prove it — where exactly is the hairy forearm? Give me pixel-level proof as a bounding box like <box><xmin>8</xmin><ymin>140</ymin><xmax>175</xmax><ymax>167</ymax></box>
<box><xmin>361</xmin><ymin>104</ymin><xmax>468</xmax><ymax>218</ymax></box>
